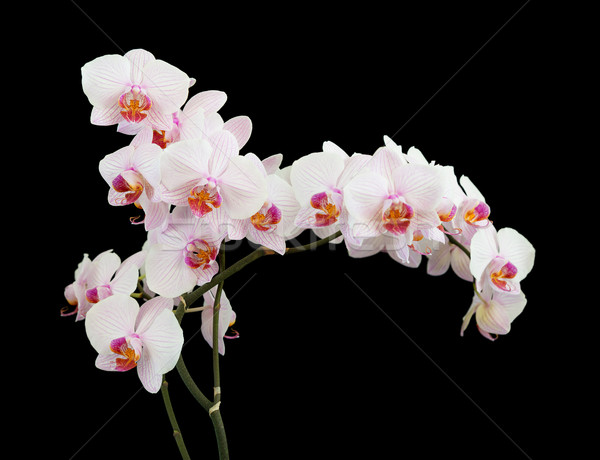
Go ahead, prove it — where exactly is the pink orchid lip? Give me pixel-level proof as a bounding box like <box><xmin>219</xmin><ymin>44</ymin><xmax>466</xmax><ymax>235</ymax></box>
<box><xmin>251</xmin><ymin>203</ymin><xmax>282</xmax><ymax>232</ymax></box>
<box><xmin>112</xmin><ymin>170</ymin><xmax>144</xmax><ymax>205</ymax></box>
<box><xmin>310</xmin><ymin>191</ymin><xmax>340</xmax><ymax>227</ymax></box>
<box><xmin>118</xmin><ymin>91</ymin><xmax>152</xmax><ymax>123</ymax></box>
<box><xmin>382</xmin><ymin>201</ymin><xmax>414</xmax><ymax>235</ymax></box>
<box><xmin>109</xmin><ymin>335</ymin><xmax>141</xmax><ymax>372</ymax></box>
<box><xmin>185</xmin><ymin>239</ymin><xmax>218</xmax><ymax>269</ymax></box>
<box><xmin>489</xmin><ymin>258</ymin><xmax>518</xmax><ymax>291</ymax></box>
<box><xmin>188</xmin><ymin>182</ymin><xmax>222</xmax><ymax>217</ymax></box>
<box><xmin>464</xmin><ymin>200</ymin><xmax>491</xmax><ymax>227</ymax></box>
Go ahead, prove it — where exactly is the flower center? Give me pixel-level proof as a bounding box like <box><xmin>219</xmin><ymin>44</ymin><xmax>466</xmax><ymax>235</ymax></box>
<box><xmin>464</xmin><ymin>201</ymin><xmax>491</xmax><ymax>226</ymax></box>
<box><xmin>382</xmin><ymin>201</ymin><xmax>414</xmax><ymax>235</ymax></box>
<box><xmin>251</xmin><ymin>203</ymin><xmax>282</xmax><ymax>232</ymax></box>
<box><xmin>185</xmin><ymin>239</ymin><xmax>218</xmax><ymax>270</ymax></box>
<box><xmin>118</xmin><ymin>91</ymin><xmax>152</xmax><ymax>123</ymax></box>
<box><xmin>490</xmin><ymin>260</ymin><xmax>518</xmax><ymax>291</ymax></box>
<box><xmin>110</xmin><ymin>336</ymin><xmax>141</xmax><ymax>372</ymax></box>
<box><xmin>188</xmin><ymin>181</ymin><xmax>222</xmax><ymax>217</ymax></box>
<box><xmin>112</xmin><ymin>169</ymin><xmax>144</xmax><ymax>205</ymax></box>
<box><xmin>152</xmin><ymin>130</ymin><xmax>171</xmax><ymax>149</ymax></box>
<box><xmin>310</xmin><ymin>192</ymin><xmax>340</xmax><ymax>227</ymax></box>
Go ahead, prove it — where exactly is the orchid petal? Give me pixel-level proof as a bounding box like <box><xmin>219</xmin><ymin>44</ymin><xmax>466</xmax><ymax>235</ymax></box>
<box><xmin>469</xmin><ymin>225</ymin><xmax>499</xmax><ymax>282</ymax></box>
<box><xmin>497</xmin><ymin>228</ymin><xmax>535</xmax><ymax>283</ymax></box>
<box><xmin>85</xmin><ymin>294</ymin><xmax>139</xmax><ymax>355</ymax></box>
<box><xmin>209</xmin><ymin>130</ymin><xmax>239</xmax><ymax>178</ymax></box>
<box><xmin>219</xmin><ymin>155</ymin><xmax>268</xmax><ymax>219</ymax></box>
<box><xmin>223</xmin><ymin>116</ymin><xmax>252</xmax><ymax>150</ymax></box>
<box><xmin>142</xmin><ymin>59</ymin><xmax>190</xmax><ymax>114</ymax></box>
<box><xmin>81</xmin><ymin>54</ymin><xmax>131</xmax><ymax>108</ymax></box>
<box><xmin>344</xmin><ymin>170</ymin><xmax>389</xmax><ymax>221</ymax></box>
<box><xmin>393</xmin><ymin>164</ymin><xmax>446</xmax><ymax>211</ymax></box>
<box><xmin>145</xmin><ymin>244</ymin><xmax>198</xmax><ymax>298</ymax></box>
<box><xmin>183</xmin><ymin>90</ymin><xmax>227</xmax><ymax>116</ymax></box>
<box><xmin>290</xmin><ymin>152</ymin><xmax>346</xmax><ymax>205</ymax></box>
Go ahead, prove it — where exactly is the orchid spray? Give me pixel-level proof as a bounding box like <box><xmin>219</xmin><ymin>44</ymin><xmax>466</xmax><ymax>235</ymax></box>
<box><xmin>63</xmin><ymin>48</ymin><xmax>536</xmax><ymax>459</ymax></box>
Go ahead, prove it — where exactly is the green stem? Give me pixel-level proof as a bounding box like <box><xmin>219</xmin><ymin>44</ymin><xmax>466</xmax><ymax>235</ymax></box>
<box><xmin>446</xmin><ymin>233</ymin><xmax>471</xmax><ymax>258</ymax></box>
<box><xmin>161</xmin><ymin>378</ymin><xmax>191</xmax><ymax>460</ymax></box>
<box><xmin>180</xmin><ymin>230</ymin><xmax>343</xmax><ymax>310</ymax></box>
<box><xmin>175</xmin><ymin>354</ymin><xmax>213</xmax><ymax>412</ymax></box>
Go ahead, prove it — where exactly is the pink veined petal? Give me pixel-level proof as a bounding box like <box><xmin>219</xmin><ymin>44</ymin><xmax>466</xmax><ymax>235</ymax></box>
<box><xmin>393</xmin><ymin>163</ymin><xmax>446</xmax><ymax>211</ymax></box>
<box><xmin>494</xmin><ymin>290</ymin><xmax>527</xmax><ymax>324</ymax></box>
<box><xmin>142</xmin><ymin>59</ymin><xmax>191</xmax><ymax>114</ymax></box>
<box><xmin>497</xmin><ymin>227</ymin><xmax>535</xmax><ymax>283</ymax></box>
<box><xmin>337</xmin><ymin>153</ymin><xmax>372</xmax><ymax>189</ymax></box>
<box><xmin>450</xmin><ymin>247</ymin><xmax>474</xmax><ymax>282</ymax></box>
<box><xmin>85</xmin><ymin>294</ymin><xmax>139</xmax><ymax>355</ymax></box>
<box><xmin>138</xmin><ymin>196</ymin><xmax>170</xmax><ymax>231</ymax></box>
<box><xmin>136</xmin><ymin>353</ymin><xmax>163</xmax><ymax>393</ymax></box>
<box><xmin>124</xmin><ymin>49</ymin><xmax>156</xmax><ymax>85</ymax></box>
<box><xmin>218</xmin><ymin>155</ymin><xmax>268</xmax><ymax>219</ymax></box>
<box><xmin>161</xmin><ymin>139</ymin><xmax>212</xmax><ymax>203</ymax></box>
<box><xmin>135</xmin><ymin>296</ymin><xmax>182</xmax><ymax>376</ymax></box>
<box><xmin>476</xmin><ymin>299</ymin><xmax>512</xmax><ymax>335</ymax></box>
<box><xmin>133</xmin><ymin>143</ymin><xmax>163</xmax><ymax>190</ymax></box>
<box><xmin>290</xmin><ymin>152</ymin><xmax>346</xmax><ymax>205</ymax></box>
<box><xmin>343</xmin><ymin>170</ymin><xmax>389</xmax><ymax>221</ymax></box>
<box><xmin>145</xmin><ymin>109</ymin><xmax>175</xmax><ymax>132</ymax></box>
<box><xmin>99</xmin><ymin>146</ymin><xmax>135</xmax><ymax>185</ymax></box>
<box><xmin>86</xmin><ymin>251</ymin><xmax>122</xmax><ymax>290</ymax></box>
<box><xmin>460</xmin><ymin>296</ymin><xmax>480</xmax><ymax>336</ymax></box>
<box><xmin>110</xmin><ymin>263</ymin><xmax>140</xmax><ymax>297</ymax></box>
<box><xmin>145</xmin><ymin>244</ymin><xmax>198</xmax><ymax>298</ymax></box>
<box><xmin>90</xmin><ymin>104</ymin><xmax>123</xmax><ymax>126</ymax></box>
<box><xmin>469</xmin><ymin>225</ymin><xmax>500</xmax><ymax>283</ymax></box>
<box><xmin>262</xmin><ymin>154</ymin><xmax>284</xmax><ymax>175</ymax></box>
<box><xmin>81</xmin><ymin>54</ymin><xmax>131</xmax><ymax>108</ymax></box>
<box><xmin>228</xmin><ymin>218</ymin><xmax>250</xmax><ymax>240</ymax></box>
<box><xmin>248</xmin><ymin>227</ymin><xmax>287</xmax><ymax>255</ymax></box>
<box><xmin>268</xmin><ymin>174</ymin><xmax>300</xmax><ymax>235</ymax></box>
<box><xmin>183</xmin><ymin>90</ymin><xmax>227</xmax><ymax>116</ymax></box>
<box><xmin>223</xmin><ymin>116</ymin><xmax>253</xmax><ymax>150</ymax></box>
<box><xmin>196</xmin><ymin>260</ymin><xmax>220</xmax><ymax>285</ymax></box>
<box><xmin>209</xmin><ymin>130</ymin><xmax>240</xmax><ymax>178</ymax></box>
<box><xmin>370</xmin><ymin>145</ymin><xmax>407</xmax><ymax>186</ymax></box>
<box><xmin>426</xmin><ymin>244</ymin><xmax>451</xmax><ymax>276</ymax></box>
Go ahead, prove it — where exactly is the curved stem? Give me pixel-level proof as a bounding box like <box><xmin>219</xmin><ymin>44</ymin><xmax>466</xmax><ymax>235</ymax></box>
<box><xmin>446</xmin><ymin>233</ymin><xmax>471</xmax><ymax>258</ymax></box>
<box><xmin>161</xmin><ymin>378</ymin><xmax>191</xmax><ymax>460</ymax></box>
<box><xmin>175</xmin><ymin>354</ymin><xmax>213</xmax><ymax>412</ymax></box>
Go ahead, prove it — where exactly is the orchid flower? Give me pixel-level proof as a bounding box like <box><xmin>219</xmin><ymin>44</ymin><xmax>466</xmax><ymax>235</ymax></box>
<box><xmin>81</xmin><ymin>48</ymin><xmax>193</xmax><ymax>132</ymax></box>
<box><xmin>227</xmin><ymin>153</ymin><xmax>300</xmax><ymax>254</ymax></box>
<box><xmin>454</xmin><ymin>175</ymin><xmax>493</xmax><ymax>243</ymax></box>
<box><xmin>201</xmin><ymin>287</ymin><xmax>237</xmax><ymax>356</ymax></box>
<box><xmin>145</xmin><ymin>206</ymin><xmax>227</xmax><ymax>298</ymax></box>
<box><xmin>460</xmin><ymin>286</ymin><xmax>528</xmax><ymax>341</ymax></box>
<box><xmin>84</xmin><ymin>250</ymin><xmax>145</xmax><ymax>307</ymax></box>
<box><xmin>98</xmin><ymin>129</ymin><xmax>168</xmax><ymax>229</ymax></box>
<box><xmin>85</xmin><ymin>294</ymin><xmax>184</xmax><ymax>393</ymax></box>
<box><xmin>343</xmin><ymin>140</ymin><xmax>448</xmax><ymax>263</ymax></box>
<box><xmin>160</xmin><ymin>132</ymin><xmax>268</xmax><ymax>221</ymax></box>
<box><xmin>470</xmin><ymin>225</ymin><xmax>535</xmax><ymax>294</ymax></box>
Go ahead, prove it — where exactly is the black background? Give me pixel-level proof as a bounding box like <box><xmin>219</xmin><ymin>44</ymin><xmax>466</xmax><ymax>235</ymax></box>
<box><xmin>18</xmin><ymin>1</ymin><xmax>589</xmax><ymax>459</ymax></box>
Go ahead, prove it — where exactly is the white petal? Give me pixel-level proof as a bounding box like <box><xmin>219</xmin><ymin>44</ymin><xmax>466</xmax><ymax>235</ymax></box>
<box><xmin>394</xmin><ymin>163</ymin><xmax>446</xmax><ymax>211</ymax></box>
<box><xmin>124</xmin><ymin>49</ymin><xmax>156</xmax><ymax>84</ymax></box>
<box><xmin>81</xmin><ymin>54</ymin><xmax>131</xmax><ymax>108</ymax></box>
<box><xmin>133</xmin><ymin>143</ymin><xmax>163</xmax><ymax>189</ymax></box>
<box><xmin>344</xmin><ymin>170</ymin><xmax>389</xmax><ymax>221</ymax></box>
<box><xmin>469</xmin><ymin>225</ymin><xmax>499</xmax><ymax>282</ymax></box>
<box><xmin>85</xmin><ymin>294</ymin><xmax>139</xmax><ymax>354</ymax></box>
<box><xmin>145</xmin><ymin>244</ymin><xmax>197</xmax><ymax>298</ymax></box>
<box><xmin>223</xmin><ymin>116</ymin><xmax>252</xmax><ymax>150</ymax></box>
<box><xmin>143</xmin><ymin>59</ymin><xmax>191</xmax><ymax>114</ymax></box>
<box><xmin>136</xmin><ymin>297</ymin><xmax>183</xmax><ymax>375</ymax></box>
<box><xmin>137</xmin><ymin>354</ymin><xmax>163</xmax><ymax>393</ymax></box>
<box><xmin>209</xmin><ymin>130</ymin><xmax>239</xmax><ymax>178</ymax></box>
<box><xmin>290</xmin><ymin>152</ymin><xmax>346</xmax><ymax>204</ymax></box>
<box><xmin>99</xmin><ymin>146</ymin><xmax>135</xmax><ymax>185</ymax></box>
<box><xmin>183</xmin><ymin>90</ymin><xmax>227</xmax><ymax>116</ymax></box>
<box><xmin>219</xmin><ymin>155</ymin><xmax>268</xmax><ymax>219</ymax></box>
<box><xmin>497</xmin><ymin>228</ymin><xmax>535</xmax><ymax>283</ymax></box>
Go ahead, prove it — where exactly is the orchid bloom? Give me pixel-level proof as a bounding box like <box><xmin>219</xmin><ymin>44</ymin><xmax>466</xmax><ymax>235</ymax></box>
<box><xmin>470</xmin><ymin>226</ymin><xmax>535</xmax><ymax>294</ymax></box>
<box><xmin>343</xmin><ymin>140</ymin><xmax>447</xmax><ymax>263</ymax></box>
<box><xmin>228</xmin><ymin>153</ymin><xmax>300</xmax><ymax>254</ymax></box>
<box><xmin>145</xmin><ymin>206</ymin><xmax>226</xmax><ymax>298</ymax></box>
<box><xmin>85</xmin><ymin>294</ymin><xmax>184</xmax><ymax>393</ymax></box>
<box><xmin>160</xmin><ymin>132</ymin><xmax>268</xmax><ymax>221</ymax></box>
<box><xmin>454</xmin><ymin>175</ymin><xmax>493</xmax><ymax>243</ymax></box>
<box><xmin>81</xmin><ymin>48</ymin><xmax>193</xmax><ymax>132</ymax></box>
<box><xmin>84</xmin><ymin>250</ymin><xmax>145</xmax><ymax>307</ymax></box>
<box><xmin>201</xmin><ymin>287</ymin><xmax>237</xmax><ymax>356</ymax></box>
<box><xmin>460</xmin><ymin>287</ymin><xmax>528</xmax><ymax>341</ymax></box>
<box><xmin>290</xmin><ymin>142</ymin><xmax>370</xmax><ymax>242</ymax></box>
<box><xmin>63</xmin><ymin>253</ymin><xmax>94</xmax><ymax>321</ymax></box>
